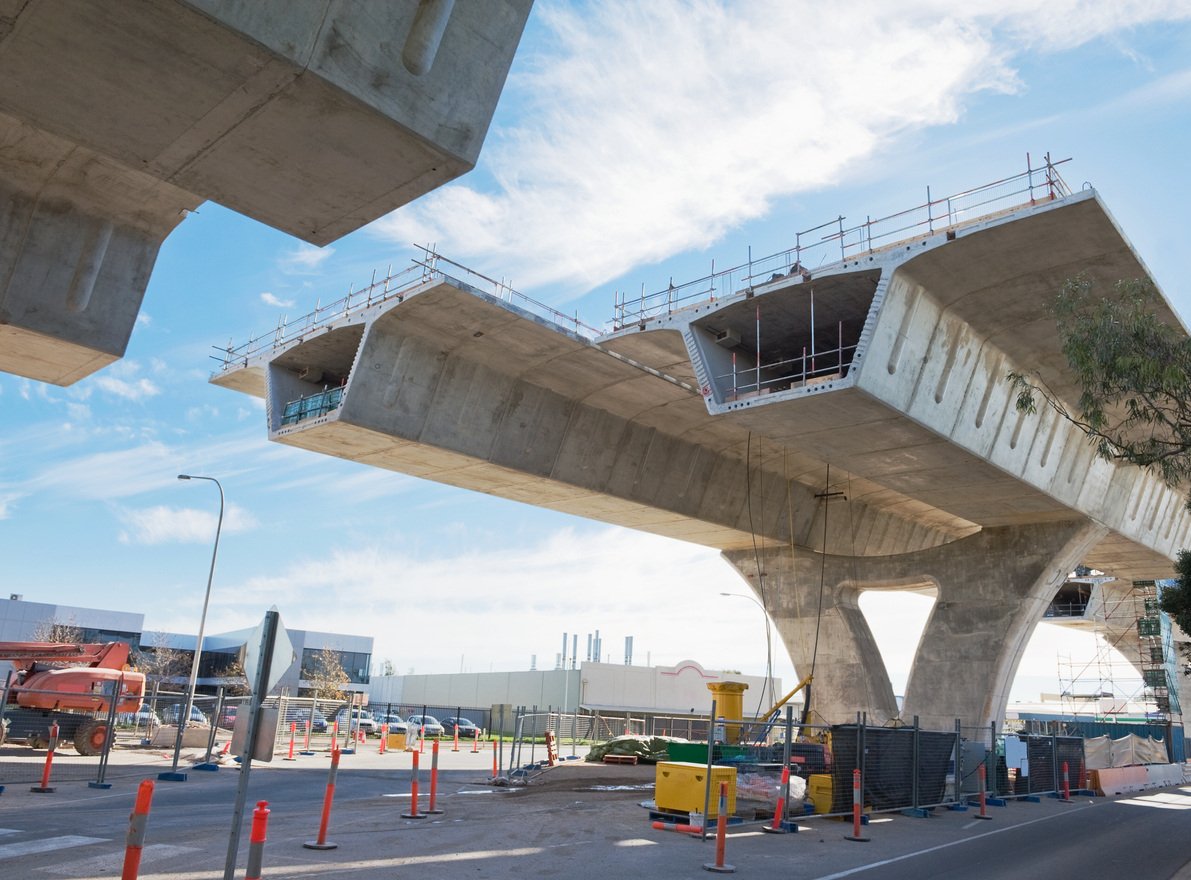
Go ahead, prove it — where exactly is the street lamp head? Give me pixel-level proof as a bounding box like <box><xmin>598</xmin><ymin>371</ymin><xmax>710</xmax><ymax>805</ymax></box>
<box><xmin>178</xmin><ymin>474</ymin><xmax>191</xmax><ymax>480</ymax></box>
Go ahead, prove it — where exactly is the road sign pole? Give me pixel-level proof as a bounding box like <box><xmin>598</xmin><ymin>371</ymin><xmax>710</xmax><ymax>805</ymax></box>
<box><xmin>223</xmin><ymin>609</ymin><xmax>279</xmax><ymax>880</ymax></box>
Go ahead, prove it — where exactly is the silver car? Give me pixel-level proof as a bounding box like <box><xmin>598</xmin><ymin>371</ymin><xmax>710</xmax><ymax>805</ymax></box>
<box><xmin>406</xmin><ymin>714</ymin><xmax>445</xmax><ymax>737</ymax></box>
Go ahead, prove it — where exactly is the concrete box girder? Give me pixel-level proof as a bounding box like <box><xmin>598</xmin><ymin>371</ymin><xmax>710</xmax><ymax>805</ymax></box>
<box><xmin>0</xmin><ymin>0</ymin><xmax>532</xmax><ymax>384</ymax></box>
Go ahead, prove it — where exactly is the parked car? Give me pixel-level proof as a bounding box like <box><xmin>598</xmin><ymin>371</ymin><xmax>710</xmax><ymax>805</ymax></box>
<box><xmin>376</xmin><ymin>713</ymin><xmax>408</xmax><ymax>733</ymax></box>
<box><xmin>218</xmin><ymin>705</ymin><xmax>238</xmax><ymax>729</ymax></box>
<box><xmin>119</xmin><ymin>704</ymin><xmax>159</xmax><ymax>729</ymax></box>
<box><xmin>441</xmin><ymin>716</ymin><xmax>482</xmax><ymax>739</ymax></box>
<box><xmin>406</xmin><ymin>714</ymin><xmax>445</xmax><ymax>737</ymax></box>
<box><xmin>160</xmin><ymin>704</ymin><xmax>209</xmax><ymax>725</ymax></box>
<box><xmin>335</xmin><ymin>708</ymin><xmax>377</xmax><ymax>735</ymax></box>
<box><xmin>296</xmin><ymin>709</ymin><xmax>331</xmax><ymax>738</ymax></box>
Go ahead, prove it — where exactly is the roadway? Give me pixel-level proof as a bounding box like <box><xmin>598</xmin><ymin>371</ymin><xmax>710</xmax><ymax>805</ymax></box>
<box><xmin>0</xmin><ymin>746</ymin><xmax>1188</xmax><ymax>878</ymax></box>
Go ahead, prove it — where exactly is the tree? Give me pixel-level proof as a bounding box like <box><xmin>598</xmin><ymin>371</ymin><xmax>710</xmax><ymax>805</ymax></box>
<box><xmin>1010</xmin><ymin>275</ymin><xmax>1191</xmax><ymax>657</ymax></box>
<box><xmin>304</xmin><ymin>647</ymin><xmax>351</xmax><ymax>701</ymax></box>
<box><xmin>1011</xmin><ymin>276</ymin><xmax>1191</xmax><ymax>493</ymax></box>
<box><xmin>209</xmin><ymin>655</ymin><xmax>252</xmax><ymax>696</ymax></box>
<box><xmin>30</xmin><ymin>618</ymin><xmax>84</xmax><ymax>643</ymax></box>
<box><xmin>133</xmin><ymin>632</ymin><xmax>190</xmax><ymax>685</ymax></box>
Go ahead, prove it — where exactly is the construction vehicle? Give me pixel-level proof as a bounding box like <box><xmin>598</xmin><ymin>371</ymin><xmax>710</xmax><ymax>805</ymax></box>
<box><xmin>0</xmin><ymin>641</ymin><xmax>146</xmax><ymax>755</ymax></box>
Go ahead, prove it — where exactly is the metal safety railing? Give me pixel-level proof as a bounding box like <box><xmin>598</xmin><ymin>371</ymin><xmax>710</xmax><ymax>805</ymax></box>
<box><xmin>611</xmin><ymin>153</ymin><xmax>1073</xmax><ymax>329</ymax></box>
<box><xmin>280</xmin><ymin>385</ymin><xmax>345</xmax><ymax>426</ymax></box>
<box><xmin>213</xmin><ymin>248</ymin><xmax>602</xmax><ymax>373</ymax></box>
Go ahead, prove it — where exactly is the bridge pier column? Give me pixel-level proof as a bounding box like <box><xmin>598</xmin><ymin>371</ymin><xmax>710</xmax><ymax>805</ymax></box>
<box><xmin>723</xmin><ymin>547</ymin><xmax>901</xmax><ymax>726</ymax></box>
<box><xmin>900</xmin><ymin>521</ymin><xmax>1107</xmax><ymax>732</ymax></box>
<box><xmin>725</xmin><ymin>519</ymin><xmax>1106</xmax><ymax>730</ymax></box>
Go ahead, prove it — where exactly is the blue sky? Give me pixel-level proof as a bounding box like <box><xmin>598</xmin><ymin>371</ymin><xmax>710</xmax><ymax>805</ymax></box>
<box><xmin>4</xmin><ymin>1</ymin><xmax>1191</xmax><ymax>706</ymax></box>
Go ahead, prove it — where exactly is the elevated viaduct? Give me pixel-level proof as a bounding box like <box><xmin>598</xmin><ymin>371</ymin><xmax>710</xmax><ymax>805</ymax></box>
<box><xmin>211</xmin><ymin>167</ymin><xmax>1191</xmax><ymax>732</ymax></box>
<box><xmin>0</xmin><ymin>0</ymin><xmax>532</xmax><ymax>385</ymax></box>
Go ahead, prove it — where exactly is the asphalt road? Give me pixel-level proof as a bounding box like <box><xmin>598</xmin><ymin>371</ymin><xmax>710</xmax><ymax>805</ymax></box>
<box><xmin>1</xmin><ymin>746</ymin><xmax>1189</xmax><ymax>879</ymax></box>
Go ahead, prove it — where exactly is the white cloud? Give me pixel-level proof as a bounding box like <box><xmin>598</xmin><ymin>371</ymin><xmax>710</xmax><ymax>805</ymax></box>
<box><xmin>135</xmin><ymin>312</ymin><xmax>152</xmax><ymax>327</ymax></box>
<box><xmin>260</xmin><ymin>291</ymin><xmax>295</xmax><ymax>308</ymax></box>
<box><xmin>279</xmin><ymin>244</ymin><xmax>334</xmax><ymax>274</ymax></box>
<box><xmin>370</xmin><ymin>0</ymin><xmax>1190</xmax><ymax>299</ymax></box>
<box><xmin>118</xmin><ymin>502</ymin><xmax>259</xmax><ymax>545</ymax></box>
<box><xmin>65</xmin><ymin>402</ymin><xmax>91</xmax><ymax>423</ymax></box>
<box><xmin>91</xmin><ymin>360</ymin><xmax>162</xmax><ymax>401</ymax></box>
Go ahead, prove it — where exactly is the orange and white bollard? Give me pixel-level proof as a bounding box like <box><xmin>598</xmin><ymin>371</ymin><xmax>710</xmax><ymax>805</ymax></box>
<box><xmin>121</xmin><ymin>778</ymin><xmax>155</xmax><ymax>880</ymax></box>
<box><xmin>651</xmin><ymin>819</ymin><xmax>700</xmax><ymax>834</ymax></box>
<box><xmin>303</xmin><ymin>744</ymin><xmax>340</xmax><ymax>850</ymax></box>
<box><xmin>244</xmin><ymin>801</ymin><xmax>270</xmax><ymax>880</ymax></box>
<box><xmin>379</xmin><ymin>723</ymin><xmax>388</xmax><ymax>755</ymax></box>
<box><xmin>284</xmin><ymin>722</ymin><xmax>297</xmax><ymax>761</ymax></box>
<box><xmin>491</xmin><ymin>742</ymin><xmax>498</xmax><ymax>778</ymax></box>
<box><xmin>419</xmin><ymin>723</ymin><xmax>425</xmax><ymax>753</ymax></box>
<box><xmin>402</xmin><ymin>749</ymin><xmax>426</xmax><ymax>819</ymax></box>
<box><xmin>975</xmin><ymin>763</ymin><xmax>993</xmax><ymax>820</ymax></box>
<box><xmin>452</xmin><ymin>723</ymin><xmax>460</xmax><ymax>752</ymax></box>
<box><xmin>1060</xmin><ymin>760</ymin><xmax>1071</xmax><ymax>802</ymax></box>
<box><xmin>844</xmin><ymin>768</ymin><xmax>870</xmax><ymax>841</ymax></box>
<box><xmin>702</xmin><ymin>781</ymin><xmax>735</xmax><ymax>873</ymax></box>
<box><xmin>471</xmin><ymin>731</ymin><xmax>480</xmax><ymax>754</ymax></box>
<box><xmin>31</xmin><ymin>722</ymin><xmax>60</xmax><ymax>793</ymax></box>
<box><xmin>762</xmin><ymin>765</ymin><xmax>792</xmax><ymax>834</ymax></box>
<box><xmin>427</xmin><ymin>739</ymin><xmax>444</xmax><ymax>814</ymax></box>
<box><xmin>302</xmin><ymin>719</ymin><xmax>312</xmax><ymax>753</ymax></box>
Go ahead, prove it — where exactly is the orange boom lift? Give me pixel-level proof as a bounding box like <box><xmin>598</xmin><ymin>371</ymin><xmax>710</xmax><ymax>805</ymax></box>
<box><xmin>0</xmin><ymin>641</ymin><xmax>145</xmax><ymax>755</ymax></box>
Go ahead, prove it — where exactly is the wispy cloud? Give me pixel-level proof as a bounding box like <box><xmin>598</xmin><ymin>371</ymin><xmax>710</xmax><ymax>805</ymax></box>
<box><xmin>371</xmin><ymin>0</ymin><xmax>1190</xmax><ymax>299</ymax></box>
<box><xmin>91</xmin><ymin>360</ymin><xmax>161</xmax><ymax>402</ymax></box>
<box><xmin>260</xmin><ymin>292</ymin><xmax>295</xmax><ymax>308</ymax></box>
<box><xmin>186</xmin><ymin>526</ymin><xmax>750</xmax><ymax>674</ymax></box>
<box><xmin>118</xmin><ymin>502</ymin><xmax>258</xmax><ymax>545</ymax></box>
<box><xmin>279</xmin><ymin>243</ymin><xmax>334</xmax><ymax>274</ymax></box>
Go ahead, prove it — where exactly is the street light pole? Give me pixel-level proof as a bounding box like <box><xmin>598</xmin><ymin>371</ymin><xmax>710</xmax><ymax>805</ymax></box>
<box><xmin>720</xmin><ymin>591</ymin><xmax>776</xmax><ymax>714</ymax></box>
<box><xmin>161</xmin><ymin>473</ymin><xmax>224</xmax><ymax>781</ymax></box>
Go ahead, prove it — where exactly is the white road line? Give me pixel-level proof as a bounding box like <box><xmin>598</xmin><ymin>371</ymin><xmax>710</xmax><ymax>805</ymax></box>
<box><xmin>44</xmin><ymin>843</ymin><xmax>197</xmax><ymax>875</ymax></box>
<box><xmin>0</xmin><ymin>835</ymin><xmax>107</xmax><ymax>858</ymax></box>
<box><xmin>812</xmin><ymin>804</ymin><xmax>1096</xmax><ymax>880</ymax></box>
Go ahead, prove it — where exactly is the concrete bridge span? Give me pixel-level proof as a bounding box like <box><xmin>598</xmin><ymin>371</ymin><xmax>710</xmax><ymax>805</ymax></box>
<box><xmin>212</xmin><ymin>187</ymin><xmax>1191</xmax><ymax>730</ymax></box>
<box><xmin>0</xmin><ymin>0</ymin><xmax>532</xmax><ymax>385</ymax></box>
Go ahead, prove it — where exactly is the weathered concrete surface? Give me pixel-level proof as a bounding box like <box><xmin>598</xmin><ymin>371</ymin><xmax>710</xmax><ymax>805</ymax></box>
<box><xmin>0</xmin><ymin>0</ymin><xmax>532</xmax><ymax>384</ymax></box>
<box><xmin>727</xmin><ymin>521</ymin><xmax>1107</xmax><ymax>730</ymax></box>
<box><xmin>213</xmin><ymin>190</ymin><xmax>1191</xmax><ymax>728</ymax></box>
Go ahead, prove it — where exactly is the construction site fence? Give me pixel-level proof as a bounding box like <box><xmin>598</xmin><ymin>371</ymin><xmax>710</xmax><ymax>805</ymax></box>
<box><xmin>650</xmin><ymin>715</ymin><xmax>964</xmax><ymax>824</ymax></box>
<box><xmin>958</xmin><ymin>724</ymin><xmax>1088</xmax><ymax>800</ymax></box>
<box><xmin>1009</xmin><ymin>717</ymin><xmax>1184</xmax><ymax>764</ymax></box>
<box><xmin>0</xmin><ymin>678</ymin><xmax>128</xmax><ymax>786</ymax></box>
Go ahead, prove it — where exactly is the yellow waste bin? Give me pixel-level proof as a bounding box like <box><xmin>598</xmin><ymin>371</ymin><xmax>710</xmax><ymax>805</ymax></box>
<box><xmin>387</xmin><ymin>731</ymin><xmax>407</xmax><ymax>751</ymax></box>
<box><xmin>655</xmin><ymin>761</ymin><xmax>737</xmax><ymax>817</ymax></box>
<box><xmin>808</xmin><ymin>773</ymin><xmax>833</xmax><ymax>813</ymax></box>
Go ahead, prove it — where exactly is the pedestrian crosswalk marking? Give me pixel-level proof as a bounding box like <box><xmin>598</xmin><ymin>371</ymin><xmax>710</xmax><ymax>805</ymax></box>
<box><xmin>0</xmin><ymin>835</ymin><xmax>107</xmax><ymax>858</ymax></box>
<box><xmin>43</xmin><ymin>843</ymin><xmax>198</xmax><ymax>875</ymax></box>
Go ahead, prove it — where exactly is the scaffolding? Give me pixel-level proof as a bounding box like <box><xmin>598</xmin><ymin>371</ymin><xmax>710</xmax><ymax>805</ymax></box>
<box><xmin>1055</xmin><ymin>579</ymin><xmax>1182</xmax><ymax>723</ymax></box>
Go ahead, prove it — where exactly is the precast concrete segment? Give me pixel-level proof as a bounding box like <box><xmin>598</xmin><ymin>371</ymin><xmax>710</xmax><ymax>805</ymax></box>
<box><xmin>727</xmin><ymin>520</ymin><xmax>1107</xmax><ymax>728</ymax></box>
<box><xmin>600</xmin><ymin>190</ymin><xmax>1190</xmax><ymax>580</ymax></box>
<box><xmin>0</xmin><ymin>113</ymin><xmax>201</xmax><ymax>385</ymax></box>
<box><xmin>237</xmin><ymin>279</ymin><xmax>952</xmax><ymax>555</ymax></box>
<box><xmin>0</xmin><ymin>0</ymin><xmax>532</xmax><ymax>384</ymax></box>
